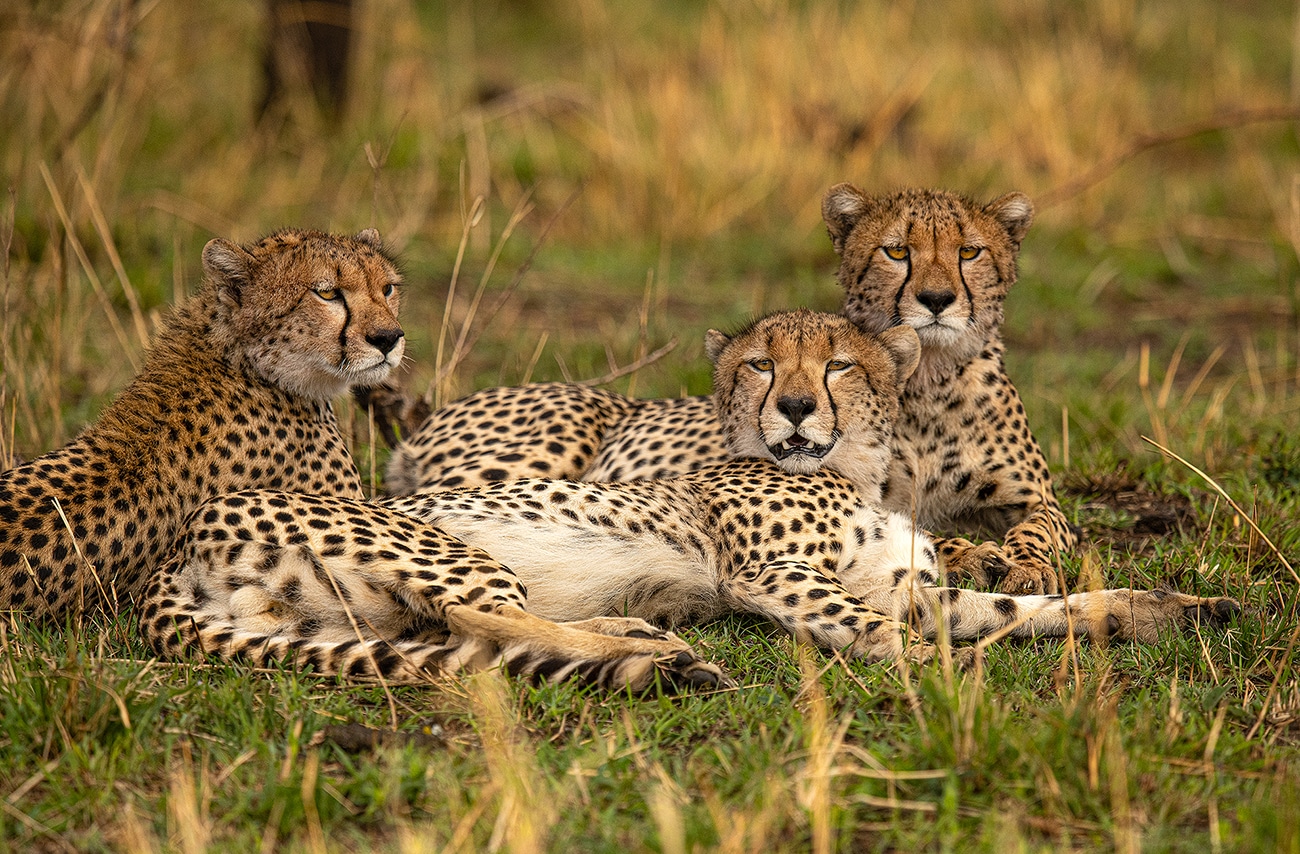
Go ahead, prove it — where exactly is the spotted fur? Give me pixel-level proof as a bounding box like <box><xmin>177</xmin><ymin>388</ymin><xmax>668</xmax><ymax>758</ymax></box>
<box><xmin>163</xmin><ymin>312</ymin><xmax>1236</xmax><ymax>677</ymax></box>
<box><xmin>0</xmin><ymin>228</ymin><xmax>724</xmax><ymax>693</ymax></box>
<box><xmin>0</xmin><ymin>228</ymin><xmax>403</xmax><ymax>618</ymax></box>
<box><xmin>140</xmin><ymin>492</ymin><xmax>725</xmax><ymax>692</ymax></box>
<box><xmin>383</xmin><ymin>186</ymin><xmax>1074</xmax><ymax>595</ymax></box>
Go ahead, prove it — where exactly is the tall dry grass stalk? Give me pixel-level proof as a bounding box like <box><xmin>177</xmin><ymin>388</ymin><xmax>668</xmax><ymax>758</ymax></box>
<box><xmin>3</xmin><ymin>0</ymin><xmax>1296</xmax><ymax>456</ymax></box>
<box><xmin>468</xmin><ymin>672</ymin><xmax>557</xmax><ymax>854</ymax></box>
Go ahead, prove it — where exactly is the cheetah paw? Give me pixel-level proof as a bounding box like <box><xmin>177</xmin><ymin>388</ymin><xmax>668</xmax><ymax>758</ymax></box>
<box><xmin>1184</xmin><ymin>597</ymin><xmax>1241</xmax><ymax>626</ymax></box>
<box><xmin>996</xmin><ymin>562</ymin><xmax>1059</xmax><ymax>595</ymax></box>
<box><xmin>654</xmin><ymin>650</ymin><xmax>737</xmax><ymax>692</ymax></box>
<box><xmin>941</xmin><ymin>541</ymin><xmax>1012</xmax><ymax>588</ymax></box>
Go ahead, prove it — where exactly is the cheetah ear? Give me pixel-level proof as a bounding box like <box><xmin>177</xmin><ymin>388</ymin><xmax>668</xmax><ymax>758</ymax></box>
<box><xmin>877</xmin><ymin>325</ymin><xmax>921</xmax><ymax>386</ymax></box>
<box><xmin>355</xmin><ymin>228</ymin><xmax>382</xmax><ymax>248</ymax></box>
<box><xmin>704</xmin><ymin>329</ymin><xmax>732</xmax><ymax>363</ymax></box>
<box><xmin>822</xmin><ymin>182</ymin><xmax>872</xmax><ymax>254</ymax></box>
<box><xmin>202</xmin><ymin>238</ymin><xmax>255</xmax><ymax>308</ymax></box>
<box><xmin>985</xmin><ymin>192</ymin><xmax>1034</xmax><ymax>247</ymax></box>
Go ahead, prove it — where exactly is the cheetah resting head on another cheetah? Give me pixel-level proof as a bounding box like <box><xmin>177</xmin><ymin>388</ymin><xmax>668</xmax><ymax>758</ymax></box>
<box><xmin>147</xmin><ymin>311</ymin><xmax>1237</xmax><ymax>688</ymax></box>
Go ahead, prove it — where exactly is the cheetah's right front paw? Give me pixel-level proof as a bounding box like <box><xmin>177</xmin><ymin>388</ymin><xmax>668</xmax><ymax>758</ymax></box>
<box><xmin>938</xmin><ymin>539</ymin><xmax>1012</xmax><ymax>588</ymax></box>
<box><xmin>996</xmin><ymin>561</ymin><xmax>1060</xmax><ymax>595</ymax></box>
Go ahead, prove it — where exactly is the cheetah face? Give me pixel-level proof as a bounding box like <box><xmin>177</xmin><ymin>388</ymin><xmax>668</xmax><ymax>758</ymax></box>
<box><xmin>821</xmin><ymin>185</ymin><xmax>1033</xmax><ymax>369</ymax></box>
<box><xmin>706</xmin><ymin>309</ymin><xmax>919</xmax><ymax>497</ymax></box>
<box><xmin>203</xmin><ymin>228</ymin><xmax>404</xmax><ymax>401</ymax></box>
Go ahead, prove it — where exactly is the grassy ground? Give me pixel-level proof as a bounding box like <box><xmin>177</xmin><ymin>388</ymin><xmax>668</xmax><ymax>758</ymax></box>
<box><xmin>2</xmin><ymin>0</ymin><xmax>1300</xmax><ymax>850</ymax></box>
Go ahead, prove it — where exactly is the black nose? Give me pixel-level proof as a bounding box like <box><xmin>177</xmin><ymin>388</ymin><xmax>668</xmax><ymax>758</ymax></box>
<box><xmin>916</xmin><ymin>290</ymin><xmax>957</xmax><ymax>314</ymax></box>
<box><xmin>366</xmin><ymin>328</ymin><xmax>404</xmax><ymax>355</ymax></box>
<box><xmin>777</xmin><ymin>395</ymin><xmax>816</xmax><ymax>426</ymax></box>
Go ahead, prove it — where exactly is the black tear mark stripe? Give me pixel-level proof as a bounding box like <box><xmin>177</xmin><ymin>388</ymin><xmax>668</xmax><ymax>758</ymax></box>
<box><xmin>822</xmin><ymin>357</ymin><xmax>839</xmax><ymax>428</ymax></box>
<box><xmin>337</xmin><ymin>292</ymin><xmax>351</xmax><ymax>358</ymax></box>
<box><xmin>955</xmin><ymin>219</ymin><xmax>975</xmax><ymax>315</ymax></box>
<box><xmin>891</xmin><ymin>247</ymin><xmax>913</xmax><ymax>323</ymax></box>
<box><xmin>757</xmin><ymin>333</ymin><xmax>775</xmax><ymax>416</ymax></box>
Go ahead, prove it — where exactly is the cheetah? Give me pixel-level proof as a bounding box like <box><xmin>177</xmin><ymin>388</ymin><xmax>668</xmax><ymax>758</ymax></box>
<box><xmin>153</xmin><ymin>311</ymin><xmax>1237</xmax><ymax>680</ymax></box>
<box><xmin>0</xmin><ymin>227</ymin><xmax>720</xmax><ymax>690</ymax></box>
<box><xmin>378</xmin><ymin>186</ymin><xmax>1073</xmax><ymax>595</ymax></box>
<box><xmin>0</xmin><ymin>228</ymin><xmax>403</xmax><ymax>619</ymax></box>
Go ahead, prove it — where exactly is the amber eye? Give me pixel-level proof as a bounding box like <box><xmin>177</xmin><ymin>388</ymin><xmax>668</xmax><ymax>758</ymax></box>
<box><xmin>827</xmin><ymin>359</ymin><xmax>853</xmax><ymax>372</ymax></box>
<box><xmin>749</xmin><ymin>358</ymin><xmax>774</xmax><ymax>372</ymax></box>
<box><xmin>383</xmin><ymin>281</ymin><xmax>397</xmax><ymax>297</ymax></box>
<box><xmin>315</xmin><ymin>287</ymin><xmax>340</xmax><ymax>301</ymax></box>
<box><xmin>959</xmin><ymin>246</ymin><xmax>982</xmax><ymax>261</ymax></box>
<box><xmin>883</xmin><ymin>246</ymin><xmax>909</xmax><ymax>261</ymax></box>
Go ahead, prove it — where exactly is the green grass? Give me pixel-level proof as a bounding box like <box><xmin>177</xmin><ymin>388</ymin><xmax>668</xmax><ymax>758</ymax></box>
<box><xmin>3</xmin><ymin>0</ymin><xmax>1300</xmax><ymax>850</ymax></box>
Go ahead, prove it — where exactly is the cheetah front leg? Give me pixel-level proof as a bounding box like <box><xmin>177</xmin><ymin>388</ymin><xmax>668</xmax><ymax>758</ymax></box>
<box><xmin>141</xmin><ymin>491</ymin><xmax>729</xmax><ymax>692</ymax></box>
<box><xmin>853</xmin><ymin>579</ymin><xmax>1239</xmax><ymax>646</ymax></box>
<box><xmin>720</xmin><ymin>560</ymin><xmax>933</xmax><ymax>664</ymax></box>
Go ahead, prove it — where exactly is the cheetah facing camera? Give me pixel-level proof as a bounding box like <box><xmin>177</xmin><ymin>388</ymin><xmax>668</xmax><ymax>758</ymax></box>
<box><xmin>380</xmin><ymin>186</ymin><xmax>1075</xmax><ymax>597</ymax></box>
<box><xmin>149</xmin><ymin>310</ymin><xmax>1237</xmax><ymax>682</ymax></box>
<box><xmin>0</xmin><ymin>228</ymin><xmax>404</xmax><ymax>619</ymax></box>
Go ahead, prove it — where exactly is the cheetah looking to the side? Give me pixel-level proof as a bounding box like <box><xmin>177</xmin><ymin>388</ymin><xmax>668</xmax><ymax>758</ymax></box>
<box><xmin>0</xmin><ymin>226</ymin><xmax>720</xmax><ymax>690</ymax></box>
<box><xmin>0</xmin><ymin>228</ymin><xmax>404</xmax><ymax>619</ymax></box>
<box><xmin>379</xmin><ymin>186</ymin><xmax>1073</xmax><ymax>596</ymax></box>
<box><xmin>151</xmin><ymin>310</ymin><xmax>1237</xmax><ymax>680</ymax></box>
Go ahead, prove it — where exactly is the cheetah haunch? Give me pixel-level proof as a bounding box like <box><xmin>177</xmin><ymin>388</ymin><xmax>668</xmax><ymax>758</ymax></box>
<box><xmin>381</xmin><ymin>187</ymin><xmax>1075</xmax><ymax>596</ymax></box>
<box><xmin>152</xmin><ymin>311</ymin><xmax>1237</xmax><ymax>680</ymax></box>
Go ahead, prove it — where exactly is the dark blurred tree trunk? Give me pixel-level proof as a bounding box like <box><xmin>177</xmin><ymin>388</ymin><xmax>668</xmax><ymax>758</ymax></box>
<box><xmin>260</xmin><ymin>0</ymin><xmax>354</xmax><ymax>123</ymax></box>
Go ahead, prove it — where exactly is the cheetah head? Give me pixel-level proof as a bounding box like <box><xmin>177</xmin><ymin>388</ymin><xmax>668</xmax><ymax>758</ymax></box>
<box><xmin>706</xmin><ymin>309</ymin><xmax>920</xmax><ymax>498</ymax></box>
<box><xmin>202</xmin><ymin>228</ymin><xmax>404</xmax><ymax>401</ymax></box>
<box><xmin>821</xmin><ymin>185</ymin><xmax>1032</xmax><ymax>373</ymax></box>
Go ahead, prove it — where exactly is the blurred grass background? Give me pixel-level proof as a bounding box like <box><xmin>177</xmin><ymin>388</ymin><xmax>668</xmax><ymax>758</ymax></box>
<box><xmin>2</xmin><ymin>0</ymin><xmax>1300</xmax><ymax>850</ymax></box>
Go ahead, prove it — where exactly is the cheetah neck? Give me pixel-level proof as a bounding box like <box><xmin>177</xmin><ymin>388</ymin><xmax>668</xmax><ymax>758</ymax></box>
<box><xmin>908</xmin><ymin>331</ymin><xmax>1004</xmax><ymax>393</ymax></box>
<box><xmin>86</xmin><ymin>289</ymin><xmax>358</xmax><ymax>494</ymax></box>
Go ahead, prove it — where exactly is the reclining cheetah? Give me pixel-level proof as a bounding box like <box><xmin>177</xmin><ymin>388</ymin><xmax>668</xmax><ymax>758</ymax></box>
<box><xmin>150</xmin><ymin>311</ymin><xmax>1236</xmax><ymax>682</ymax></box>
<box><xmin>378</xmin><ymin>186</ymin><xmax>1073</xmax><ymax>595</ymax></box>
<box><xmin>2</xmin><ymin>228</ymin><xmax>718</xmax><ymax>691</ymax></box>
<box><xmin>0</xmin><ymin>228</ymin><xmax>402</xmax><ymax>618</ymax></box>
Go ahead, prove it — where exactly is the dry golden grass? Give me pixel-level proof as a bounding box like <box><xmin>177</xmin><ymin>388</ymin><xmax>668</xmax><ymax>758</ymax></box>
<box><xmin>3</xmin><ymin>0</ymin><xmax>1298</xmax><ymax>455</ymax></box>
<box><xmin>2</xmin><ymin>1</ymin><xmax>1299</xmax><ymax>850</ymax></box>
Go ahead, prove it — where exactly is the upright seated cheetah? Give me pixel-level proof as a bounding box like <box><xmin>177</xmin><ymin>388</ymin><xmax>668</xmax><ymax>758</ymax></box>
<box><xmin>380</xmin><ymin>186</ymin><xmax>1073</xmax><ymax>595</ymax></box>
<box><xmin>2</xmin><ymin>227</ymin><xmax>722</xmax><ymax>694</ymax></box>
<box><xmin>150</xmin><ymin>311</ymin><xmax>1236</xmax><ymax>682</ymax></box>
<box><xmin>0</xmin><ymin>228</ymin><xmax>403</xmax><ymax>618</ymax></box>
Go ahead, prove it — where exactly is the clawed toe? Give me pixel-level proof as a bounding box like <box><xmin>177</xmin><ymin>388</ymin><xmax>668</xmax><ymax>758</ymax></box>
<box><xmin>653</xmin><ymin>652</ymin><xmax>736</xmax><ymax>692</ymax></box>
<box><xmin>951</xmin><ymin>647</ymin><xmax>980</xmax><ymax>671</ymax></box>
<box><xmin>968</xmin><ymin>545</ymin><xmax>1011</xmax><ymax>587</ymax></box>
<box><xmin>994</xmin><ymin>561</ymin><xmax>1060</xmax><ymax>596</ymax></box>
<box><xmin>1184</xmin><ymin>598</ymin><xmax>1241</xmax><ymax>626</ymax></box>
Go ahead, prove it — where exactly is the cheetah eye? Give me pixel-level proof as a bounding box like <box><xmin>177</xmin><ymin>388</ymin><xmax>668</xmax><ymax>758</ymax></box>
<box><xmin>882</xmin><ymin>245</ymin><xmax>909</xmax><ymax>261</ymax></box>
<box><xmin>314</xmin><ymin>287</ymin><xmax>341</xmax><ymax>301</ymax></box>
<box><xmin>958</xmin><ymin>246</ymin><xmax>982</xmax><ymax>261</ymax></box>
<box><xmin>749</xmin><ymin>358</ymin><xmax>774</xmax><ymax>373</ymax></box>
<box><xmin>826</xmin><ymin>359</ymin><xmax>853</xmax><ymax>372</ymax></box>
